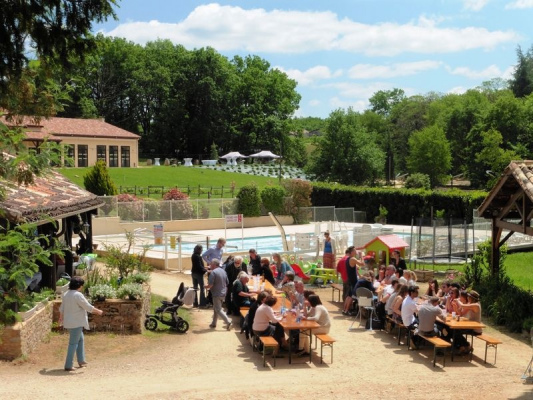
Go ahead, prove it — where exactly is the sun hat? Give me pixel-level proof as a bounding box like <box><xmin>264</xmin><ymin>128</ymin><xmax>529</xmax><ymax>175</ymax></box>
<box><xmin>467</xmin><ymin>290</ymin><xmax>480</xmax><ymax>302</ymax></box>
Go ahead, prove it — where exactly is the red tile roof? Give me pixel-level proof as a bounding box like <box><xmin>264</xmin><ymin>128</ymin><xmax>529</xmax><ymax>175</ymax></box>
<box><xmin>1</xmin><ymin>116</ymin><xmax>140</xmax><ymax>141</ymax></box>
<box><xmin>0</xmin><ymin>169</ymin><xmax>103</xmax><ymax>224</ymax></box>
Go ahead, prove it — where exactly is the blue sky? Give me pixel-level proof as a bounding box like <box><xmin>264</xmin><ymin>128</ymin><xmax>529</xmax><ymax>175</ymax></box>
<box><xmin>95</xmin><ymin>0</ymin><xmax>533</xmax><ymax>118</ymax></box>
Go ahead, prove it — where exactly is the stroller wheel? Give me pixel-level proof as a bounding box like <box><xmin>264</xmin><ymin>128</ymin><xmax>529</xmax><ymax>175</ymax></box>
<box><xmin>176</xmin><ymin>320</ymin><xmax>189</xmax><ymax>333</ymax></box>
<box><xmin>144</xmin><ymin>318</ymin><xmax>158</xmax><ymax>331</ymax></box>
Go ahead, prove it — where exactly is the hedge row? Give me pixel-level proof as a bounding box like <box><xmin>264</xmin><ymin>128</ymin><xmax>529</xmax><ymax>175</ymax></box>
<box><xmin>310</xmin><ymin>183</ymin><xmax>488</xmax><ymax>224</ymax></box>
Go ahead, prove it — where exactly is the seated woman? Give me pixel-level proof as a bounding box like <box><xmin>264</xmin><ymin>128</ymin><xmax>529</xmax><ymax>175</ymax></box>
<box><xmin>425</xmin><ymin>279</ymin><xmax>439</xmax><ymax>297</ymax></box>
<box><xmin>391</xmin><ymin>284</ymin><xmax>409</xmax><ymax>324</ymax></box>
<box><xmin>272</xmin><ymin>253</ymin><xmax>293</xmax><ymax>287</ymax></box>
<box><xmin>451</xmin><ymin>290</ymin><xmax>483</xmax><ymax>354</ymax></box>
<box><xmin>242</xmin><ymin>290</ymin><xmax>270</xmax><ymax>338</ymax></box>
<box><xmin>298</xmin><ymin>294</ymin><xmax>331</xmax><ymax>356</ymax></box>
<box><xmin>302</xmin><ymin>289</ymin><xmax>315</xmax><ymax>317</ymax></box>
<box><xmin>259</xmin><ymin>257</ymin><xmax>275</xmax><ymax>286</ymax></box>
<box><xmin>376</xmin><ymin>265</ymin><xmax>386</xmax><ymax>283</ymax></box>
<box><xmin>252</xmin><ymin>295</ymin><xmax>288</xmax><ymax>350</ymax></box>
<box><xmin>354</xmin><ymin>272</ymin><xmax>376</xmax><ymax>293</ymax></box>
<box><xmin>446</xmin><ymin>287</ymin><xmax>460</xmax><ymax>314</ymax></box>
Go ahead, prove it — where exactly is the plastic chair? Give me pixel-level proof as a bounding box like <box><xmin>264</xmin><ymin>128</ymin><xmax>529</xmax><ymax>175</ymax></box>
<box><xmin>349</xmin><ymin>287</ymin><xmax>375</xmax><ymax>331</ymax></box>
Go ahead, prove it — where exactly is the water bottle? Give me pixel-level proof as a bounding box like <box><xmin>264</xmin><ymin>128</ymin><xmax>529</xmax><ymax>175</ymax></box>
<box><xmin>296</xmin><ymin>306</ymin><xmax>301</xmax><ymax>323</ymax></box>
<box><xmin>281</xmin><ymin>304</ymin><xmax>286</xmax><ymax>316</ymax></box>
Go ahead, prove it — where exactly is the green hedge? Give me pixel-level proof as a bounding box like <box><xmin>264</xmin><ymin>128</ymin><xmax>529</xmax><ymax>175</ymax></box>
<box><xmin>311</xmin><ymin>182</ymin><xmax>487</xmax><ymax>224</ymax></box>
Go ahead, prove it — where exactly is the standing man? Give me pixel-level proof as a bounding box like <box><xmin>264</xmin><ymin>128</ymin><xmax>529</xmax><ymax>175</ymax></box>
<box><xmin>205</xmin><ymin>259</ymin><xmax>232</xmax><ymax>330</ymax></box>
<box><xmin>248</xmin><ymin>248</ymin><xmax>261</xmax><ymax>276</ymax></box>
<box><xmin>342</xmin><ymin>247</ymin><xmax>365</xmax><ymax>315</ymax></box>
<box><xmin>336</xmin><ymin>248</ymin><xmax>351</xmax><ymax>302</ymax></box>
<box><xmin>202</xmin><ymin>238</ymin><xmax>226</xmax><ymax>265</ymax></box>
<box><xmin>402</xmin><ymin>285</ymin><xmax>420</xmax><ymax>348</ymax></box>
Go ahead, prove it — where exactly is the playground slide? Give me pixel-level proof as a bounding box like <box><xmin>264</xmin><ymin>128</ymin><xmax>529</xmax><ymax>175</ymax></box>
<box><xmin>268</xmin><ymin>212</ymin><xmax>289</xmax><ymax>252</ymax></box>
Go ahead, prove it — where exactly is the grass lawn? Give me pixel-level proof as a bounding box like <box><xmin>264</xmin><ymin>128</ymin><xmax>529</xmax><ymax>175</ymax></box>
<box><xmin>58</xmin><ymin>166</ymin><xmax>280</xmax><ymax>198</ymax></box>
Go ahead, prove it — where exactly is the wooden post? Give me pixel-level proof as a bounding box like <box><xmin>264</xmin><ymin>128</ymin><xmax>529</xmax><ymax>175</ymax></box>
<box><xmin>491</xmin><ymin>218</ymin><xmax>500</xmax><ymax>276</ymax></box>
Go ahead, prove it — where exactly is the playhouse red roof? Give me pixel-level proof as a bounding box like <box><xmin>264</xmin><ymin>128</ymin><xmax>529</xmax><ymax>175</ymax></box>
<box><xmin>364</xmin><ymin>234</ymin><xmax>409</xmax><ymax>250</ymax></box>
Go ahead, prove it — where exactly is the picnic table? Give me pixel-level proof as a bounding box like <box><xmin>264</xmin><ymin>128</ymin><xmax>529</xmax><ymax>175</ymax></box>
<box><xmin>308</xmin><ymin>267</ymin><xmax>337</xmax><ymax>285</ymax></box>
<box><xmin>278</xmin><ymin>312</ymin><xmax>320</xmax><ymax>364</ymax></box>
<box><xmin>442</xmin><ymin>315</ymin><xmax>485</xmax><ymax>361</ymax></box>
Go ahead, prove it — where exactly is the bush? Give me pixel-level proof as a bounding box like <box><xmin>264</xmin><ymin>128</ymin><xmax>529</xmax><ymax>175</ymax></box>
<box><xmin>161</xmin><ymin>188</ymin><xmax>194</xmax><ymax>220</ymax></box>
<box><xmin>404</xmin><ymin>173</ymin><xmax>431</xmax><ymax>190</ymax></box>
<box><xmin>117</xmin><ymin>283</ymin><xmax>143</xmax><ymax>300</ymax></box>
<box><xmin>117</xmin><ymin>193</ymin><xmax>142</xmax><ymax>221</ymax></box>
<box><xmin>282</xmin><ymin>179</ymin><xmax>312</xmax><ymax>223</ymax></box>
<box><xmin>89</xmin><ymin>284</ymin><xmax>116</xmax><ymax>301</ymax></box>
<box><xmin>236</xmin><ymin>184</ymin><xmax>261</xmax><ymax>217</ymax></box>
<box><xmin>260</xmin><ymin>186</ymin><xmax>286</xmax><ymax>214</ymax></box>
<box><xmin>83</xmin><ymin>160</ymin><xmax>118</xmax><ymax>196</ymax></box>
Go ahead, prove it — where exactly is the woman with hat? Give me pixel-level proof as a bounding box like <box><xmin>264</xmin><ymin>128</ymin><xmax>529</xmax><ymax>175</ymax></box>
<box><xmin>452</xmin><ymin>290</ymin><xmax>482</xmax><ymax>354</ymax></box>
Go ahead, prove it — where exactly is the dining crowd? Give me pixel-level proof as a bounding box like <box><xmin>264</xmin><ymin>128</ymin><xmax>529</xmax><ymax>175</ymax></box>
<box><xmin>336</xmin><ymin>245</ymin><xmax>483</xmax><ymax>354</ymax></box>
<box><xmin>191</xmin><ymin>238</ymin><xmax>332</xmax><ymax>357</ymax></box>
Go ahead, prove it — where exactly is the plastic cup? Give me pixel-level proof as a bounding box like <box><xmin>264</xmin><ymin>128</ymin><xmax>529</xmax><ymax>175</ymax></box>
<box><xmin>451</xmin><ymin>312</ymin><xmax>456</xmax><ymax>319</ymax></box>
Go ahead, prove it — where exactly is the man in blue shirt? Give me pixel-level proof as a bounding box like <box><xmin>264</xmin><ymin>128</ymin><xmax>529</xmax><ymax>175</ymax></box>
<box><xmin>205</xmin><ymin>258</ymin><xmax>232</xmax><ymax>330</ymax></box>
<box><xmin>202</xmin><ymin>238</ymin><xmax>226</xmax><ymax>265</ymax></box>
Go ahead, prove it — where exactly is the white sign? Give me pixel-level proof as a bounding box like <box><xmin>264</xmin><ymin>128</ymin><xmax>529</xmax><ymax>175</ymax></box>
<box><xmin>225</xmin><ymin>214</ymin><xmax>243</xmax><ymax>223</ymax></box>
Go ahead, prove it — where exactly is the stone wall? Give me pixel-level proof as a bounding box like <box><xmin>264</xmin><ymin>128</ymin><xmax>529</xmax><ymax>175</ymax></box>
<box><xmin>1</xmin><ymin>286</ymin><xmax>151</xmax><ymax>361</ymax></box>
<box><xmin>52</xmin><ymin>285</ymin><xmax>151</xmax><ymax>334</ymax></box>
<box><xmin>0</xmin><ymin>302</ymin><xmax>53</xmax><ymax>361</ymax></box>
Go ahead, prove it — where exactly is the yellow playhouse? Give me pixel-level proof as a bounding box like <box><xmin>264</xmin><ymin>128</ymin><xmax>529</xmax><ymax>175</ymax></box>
<box><xmin>362</xmin><ymin>234</ymin><xmax>409</xmax><ymax>266</ymax></box>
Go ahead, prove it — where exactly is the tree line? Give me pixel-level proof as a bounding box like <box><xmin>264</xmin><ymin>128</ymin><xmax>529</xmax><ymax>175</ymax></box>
<box><xmin>307</xmin><ymin>46</ymin><xmax>533</xmax><ymax>190</ymax></box>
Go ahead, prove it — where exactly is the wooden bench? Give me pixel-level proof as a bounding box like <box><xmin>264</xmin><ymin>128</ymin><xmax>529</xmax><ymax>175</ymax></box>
<box><xmin>475</xmin><ymin>334</ymin><xmax>502</xmax><ymax>364</ymax></box>
<box><xmin>259</xmin><ymin>336</ymin><xmax>279</xmax><ymax>367</ymax></box>
<box><xmin>386</xmin><ymin>316</ymin><xmax>408</xmax><ymax>346</ymax></box>
<box><xmin>419</xmin><ymin>335</ymin><xmax>452</xmax><ymax>367</ymax></box>
<box><xmin>315</xmin><ymin>334</ymin><xmax>336</xmax><ymax>364</ymax></box>
<box><xmin>330</xmin><ymin>283</ymin><xmax>343</xmax><ymax>302</ymax></box>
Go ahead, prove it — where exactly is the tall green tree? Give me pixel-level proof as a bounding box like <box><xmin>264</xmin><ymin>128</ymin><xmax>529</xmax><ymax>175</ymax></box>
<box><xmin>407</xmin><ymin>125</ymin><xmax>451</xmax><ymax>188</ymax></box>
<box><xmin>307</xmin><ymin>108</ymin><xmax>385</xmax><ymax>185</ymax></box>
<box><xmin>369</xmin><ymin>88</ymin><xmax>406</xmax><ymax>116</ymax></box>
<box><xmin>510</xmin><ymin>45</ymin><xmax>533</xmax><ymax>98</ymax></box>
<box><xmin>83</xmin><ymin>160</ymin><xmax>118</xmax><ymax>195</ymax></box>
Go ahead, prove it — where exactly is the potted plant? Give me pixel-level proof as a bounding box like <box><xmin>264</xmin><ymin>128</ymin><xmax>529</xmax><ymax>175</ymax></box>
<box><xmin>117</xmin><ymin>283</ymin><xmax>143</xmax><ymax>300</ymax></box>
<box><xmin>89</xmin><ymin>283</ymin><xmax>116</xmax><ymax>302</ymax></box>
<box><xmin>128</xmin><ymin>272</ymin><xmax>151</xmax><ymax>285</ymax></box>
<box><xmin>75</xmin><ymin>262</ymin><xmax>87</xmax><ymax>276</ymax></box>
<box><xmin>56</xmin><ymin>277</ymin><xmax>70</xmax><ymax>295</ymax></box>
<box><xmin>375</xmin><ymin>204</ymin><xmax>388</xmax><ymax>224</ymax></box>
<box><xmin>19</xmin><ymin>294</ymin><xmax>37</xmax><ymax>321</ymax></box>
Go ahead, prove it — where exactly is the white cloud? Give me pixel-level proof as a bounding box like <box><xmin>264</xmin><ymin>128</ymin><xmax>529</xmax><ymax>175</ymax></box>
<box><xmin>446</xmin><ymin>64</ymin><xmax>506</xmax><ymax>79</ymax></box>
<box><xmin>505</xmin><ymin>0</ymin><xmax>533</xmax><ymax>9</ymax></box>
<box><xmin>448</xmin><ymin>86</ymin><xmax>468</xmax><ymax>94</ymax></box>
<box><xmin>324</xmin><ymin>81</ymin><xmax>396</xmax><ymax>100</ymax></box>
<box><xmin>276</xmin><ymin>65</ymin><xmax>342</xmax><ymax>86</ymax></box>
<box><xmin>349</xmin><ymin>60</ymin><xmax>441</xmax><ymax>79</ymax></box>
<box><xmin>104</xmin><ymin>3</ymin><xmax>519</xmax><ymax>56</ymax></box>
<box><xmin>462</xmin><ymin>0</ymin><xmax>489</xmax><ymax>11</ymax></box>
<box><xmin>329</xmin><ymin>97</ymin><xmax>368</xmax><ymax>112</ymax></box>
<box><xmin>308</xmin><ymin>99</ymin><xmax>321</xmax><ymax>107</ymax></box>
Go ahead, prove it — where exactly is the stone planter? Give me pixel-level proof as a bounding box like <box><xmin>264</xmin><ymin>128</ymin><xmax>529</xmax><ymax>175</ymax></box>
<box><xmin>55</xmin><ymin>283</ymin><xmax>69</xmax><ymax>295</ymax></box>
<box><xmin>413</xmin><ymin>269</ymin><xmax>435</xmax><ymax>282</ymax></box>
<box><xmin>19</xmin><ymin>305</ymin><xmax>38</xmax><ymax>321</ymax></box>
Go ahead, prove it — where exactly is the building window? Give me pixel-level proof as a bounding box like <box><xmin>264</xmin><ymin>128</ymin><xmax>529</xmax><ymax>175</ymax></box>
<box><xmin>77</xmin><ymin>145</ymin><xmax>88</xmax><ymax>167</ymax></box>
<box><xmin>121</xmin><ymin>146</ymin><xmax>130</xmax><ymax>167</ymax></box>
<box><xmin>109</xmin><ymin>146</ymin><xmax>118</xmax><ymax>167</ymax></box>
<box><xmin>65</xmin><ymin>145</ymin><xmax>75</xmax><ymax>167</ymax></box>
<box><xmin>97</xmin><ymin>145</ymin><xmax>106</xmax><ymax>164</ymax></box>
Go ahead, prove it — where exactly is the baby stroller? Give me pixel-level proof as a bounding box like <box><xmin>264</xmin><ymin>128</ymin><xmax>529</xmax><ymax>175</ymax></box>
<box><xmin>144</xmin><ymin>282</ymin><xmax>195</xmax><ymax>333</ymax></box>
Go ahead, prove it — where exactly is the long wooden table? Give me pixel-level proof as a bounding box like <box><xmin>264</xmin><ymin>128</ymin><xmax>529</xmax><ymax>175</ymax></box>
<box><xmin>442</xmin><ymin>315</ymin><xmax>485</xmax><ymax>361</ymax></box>
<box><xmin>279</xmin><ymin>312</ymin><xmax>320</xmax><ymax>364</ymax></box>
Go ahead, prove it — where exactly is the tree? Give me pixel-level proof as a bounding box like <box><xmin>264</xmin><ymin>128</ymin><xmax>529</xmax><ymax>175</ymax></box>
<box><xmin>510</xmin><ymin>45</ymin><xmax>533</xmax><ymax>98</ymax></box>
<box><xmin>307</xmin><ymin>108</ymin><xmax>385</xmax><ymax>185</ymax></box>
<box><xmin>83</xmin><ymin>160</ymin><xmax>118</xmax><ymax>196</ymax></box>
<box><xmin>0</xmin><ymin>0</ymin><xmax>117</xmax><ymax>95</ymax></box>
<box><xmin>407</xmin><ymin>125</ymin><xmax>451</xmax><ymax>188</ymax></box>
<box><xmin>369</xmin><ymin>88</ymin><xmax>406</xmax><ymax>116</ymax></box>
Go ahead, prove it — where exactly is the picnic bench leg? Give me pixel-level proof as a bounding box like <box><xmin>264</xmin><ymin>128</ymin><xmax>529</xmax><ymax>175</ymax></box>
<box><xmin>308</xmin><ymin>329</ymin><xmax>312</xmax><ymax>363</ymax></box>
<box><xmin>484</xmin><ymin>343</ymin><xmax>488</xmax><ymax>364</ymax></box>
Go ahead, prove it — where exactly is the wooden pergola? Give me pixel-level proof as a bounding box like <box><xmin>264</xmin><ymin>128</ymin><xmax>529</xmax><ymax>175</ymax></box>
<box><xmin>477</xmin><ymin>161</ymin><xmax>533</xmax><ymax>275</ymax></box>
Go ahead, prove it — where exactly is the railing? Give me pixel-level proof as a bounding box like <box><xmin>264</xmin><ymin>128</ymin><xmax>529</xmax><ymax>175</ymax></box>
<box><xmin>118</xmin><ymin>185</ymin><xmax>236</xmax><ymax>199</ymax></box>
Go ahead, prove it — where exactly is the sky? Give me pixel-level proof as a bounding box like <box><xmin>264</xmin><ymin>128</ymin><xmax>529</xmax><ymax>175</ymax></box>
<box><xmin>94</xmin><ymin>0</ymin><xmax>533</xmax><ymax>118</ymax></box>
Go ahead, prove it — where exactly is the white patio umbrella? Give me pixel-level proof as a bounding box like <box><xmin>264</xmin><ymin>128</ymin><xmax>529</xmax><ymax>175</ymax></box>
<box><xmin>220</xmin><ymin>151</ymin><xmax>248</xmax><ymax>166</ymax></box>
<box><xmin>248</xmin><ymin>150</ymin><xmax>281</xmax><ymax>159</ymax></box>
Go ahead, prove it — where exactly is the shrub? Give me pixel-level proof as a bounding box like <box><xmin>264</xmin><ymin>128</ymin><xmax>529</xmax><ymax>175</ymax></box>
<box><xmin>89</xmin><ymin>284</ymin><xmax>116</xmax><ymax>301</ymax></box>
<box><xmin>143</xmin><ymin>198</ymin><xmax>161</xmax><ymax>221</ymax></box>
<box><xmin>104</xmin><ymin>232</ymin><xmax>151</xmax><ymax>278</ymax></box>
<box><xmin>161</xmin><ymin>188</ymin><xmax>194</xmax><ymax>220</ymax></box>
<box><xmin>83</xmin><ymin>160</ymin><xmax>118</xmax><ymax>196</ymax></box>
<box><xmin>260</xmin><ymin>186</ymin><xmax>286</xmax><ymax>214</ymax></box>
<box><xmin>117</xmin><ymin>283</ymin><xmax>143</xmax><ymax>300</ymax></box>
<box><xmin>117</xmin><ymin>193</ymin><xmax>142</xmax><ymax>221</ymax></box>
<box><xmin>236</xmin><ymin>184</ymin><xmax>261</xmax><ymax>217</ymax></box>
<box><xmin>282</xmin><ymin>179</ymin><xmax>312</xmax><ymax>223</ymax></box>
<box><xmin>404</xmin><ymin>173</ymin><xmax>431</xmax><ymax>190</ymax></box>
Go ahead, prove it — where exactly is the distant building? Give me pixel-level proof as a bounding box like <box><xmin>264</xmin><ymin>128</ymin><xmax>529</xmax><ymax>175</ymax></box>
<box><xmin>1</xmin><ymin>116</ymin><xmax>140</xmax><ymax>168</ymax></box>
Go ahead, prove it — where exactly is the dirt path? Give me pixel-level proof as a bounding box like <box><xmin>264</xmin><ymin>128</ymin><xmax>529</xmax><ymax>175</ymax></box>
<box><xmin>1</xmin><ymin>271</ymin><xmax>532</xmax><ymax>400</ymax></box>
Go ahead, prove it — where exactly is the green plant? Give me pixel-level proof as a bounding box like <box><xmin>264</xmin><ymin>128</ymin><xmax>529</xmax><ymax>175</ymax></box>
<box><xmin>127</xmin><ymin>272</ymin><xmax>151</xmax><ymax>284</ymax></box>
<box><xmin>404</xmin><ymin>173</ymin><xmax>431</xmax><ymax>189</ymax></box>
<box><xmin>83</xmin><ymin>160</ymin><xmax>118</xmax><ymax>196</ymax></box>
<box><xmin>56</xmin><ymin>278</ymin><xmax>69</xmax><ymax>286</ymax></box>
<box><xmin>117</xmin><ymin>283</ymin><xmax>143</xmax><ymax>300</ymax></box>
<box><xmin>104</xmin><ymin>232</ymin><xmax>151</xmax><ymax>278</ymax></box>
<box><xmin>523</xmin><ymin>316</ymin><xmax>533</xmax><ymax>333</ymax></box>
<box><xmin>209</xmin><ymin>142</ymin><xmax>219</xmax><ymax>160</ymax></box>
<box><xmin>89</xmin><ymin>284</ymin><xmax>116</xmax><ymax>301</ymax></box>
<box><xmin>374</xmin><ymin>204</ymin><xmax>388</xmax><ymax>223</ymax></box>
<box><xmin>260</xmin><ymin>186</ymin><xmax>286</xmax><ymax>214</ymax></box>
<box><xmin>282</xmin><ymin>179</ymin><xmax>312</xmax><ymax>223</ymax></box>
<box><xmin>236</xmin><ymin>184</ymin><xmax>261</xmax><ymax>217</ymax></box>
<box><xmin>435</xmin><ymin>209</ymin><xmax>446</xmax><ymax>219</ymax></box>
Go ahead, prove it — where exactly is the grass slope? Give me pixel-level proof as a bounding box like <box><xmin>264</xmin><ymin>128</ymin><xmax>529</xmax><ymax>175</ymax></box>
<box><xmin>58</xmin><ymin>166</ymin><xmax>279</xmax><ymax>195</ymax></box>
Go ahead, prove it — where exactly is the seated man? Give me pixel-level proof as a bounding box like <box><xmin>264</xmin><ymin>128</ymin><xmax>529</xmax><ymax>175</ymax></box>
<box><xmin>401</xmin><ymin>285</ymin><xmax>420</xmax><ymax>347</ymax></box>
<box><xmin>225</xmin><ymin>255</ymin><xmax>248</xmax><ymax>315</ymax></box>
<box><xmin>278</xmin><ymin>270</ymin><xmax>296</xmax><ymax>298</ymax></box>
<box><xmin>418</xmin><ymin>296</ymin><xmax>446</xmax><ymax>337</ymax></box>
<box><xmin>232</xmin><ymin>272</ymin><xmax>256</xmax><ymax>314</ymax></box>
<box><xmin>291</xmin><ymin>281</ymin><xmax>305</xmax><ymax>309</ymax></box>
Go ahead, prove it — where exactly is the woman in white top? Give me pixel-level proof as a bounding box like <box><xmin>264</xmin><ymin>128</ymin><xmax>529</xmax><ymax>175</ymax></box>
<box><xmin>298</xmin><ymin>295</ymin><xmax>331</xmax><ymax>355</ymax></box>
<box><xmin>252</xmin><ymin>295</ymin><xmax>287</xmax><ymax>348</ymax></box>
<box><xmin>59</xmin><ymin>277</ymin><xmax>103</xmax><ymax>371</ymax></box>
